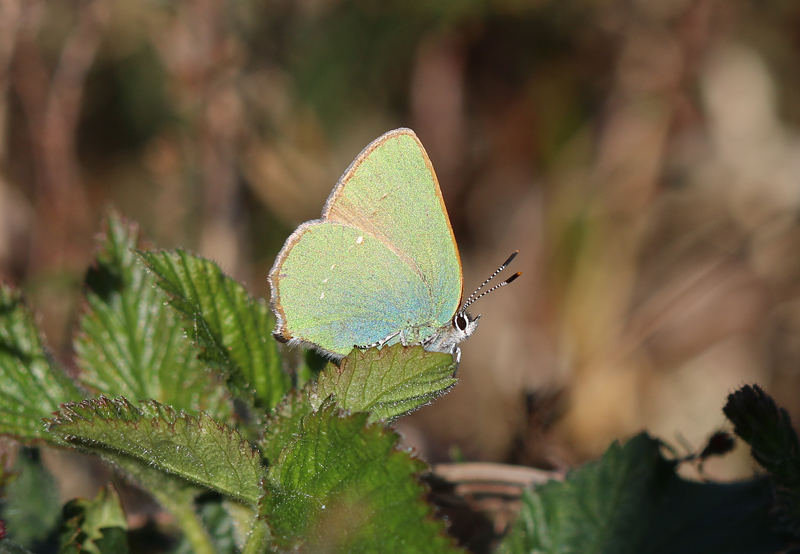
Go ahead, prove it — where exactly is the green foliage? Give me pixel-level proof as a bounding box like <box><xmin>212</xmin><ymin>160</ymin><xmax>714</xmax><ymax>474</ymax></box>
<box><xmin>76</xmin><ymin>211</ymin><xmax>230</xmax><ymax>419</ymax></box>
<box><xmin>315</xmin><ymin>344</ymin><xmax>458</xmax><ymax>422</ymax></box>
<box><xmin>498</xmin><ymin>433</ymin><xmax>787</xmax><ymax>554</ymax></box>
<box><xmin>46</xmin><ymin>397</ymin><xmax>264</xmax><ymax>505</ymax></box>
<box><xmin>0</xmin><ymin>213</ymin><xmax>795</xmax><ymax>554</ymax></box>
<box><xmin>260</xmin><ymin>401</ymin><xmax>465</xmax><ymax>553</ymax></box>
<box><xmin>0</xmin><ymin>213</ymin><xmax>475</xmax><ymax>552</ymax></box>
<box><xmin>0</xmin><ymin>541</ymin><xmax>36</xmax><ymax>554</ymax></box>
<box><xmin>0</xmin><ymin>449</ymin><xmax>61</xmax><ymax>549</ymax></box>
<box><xmin>59</xmin><ymin>486</ymin><xmax>129</xmax><ymax>554</ymax></box>
<box><xmin>0</xmin><ymin>285</ymin><xmax>82</xmax><ymax>441</ymax></box>
<box><xmin>138</xmin><ymin>250</ymin><xmax>290</xmax><ymax>412</ymax></box>
<box><xmin>258</xmin><ymin>387</ymin><xmax>314</xmax><ymax>464</ymax></box>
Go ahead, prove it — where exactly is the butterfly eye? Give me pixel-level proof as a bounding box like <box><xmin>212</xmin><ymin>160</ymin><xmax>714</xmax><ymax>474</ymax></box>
<box><xmin>454</xmin><ymin>313</ymin><xmax>468</xmax><ymax>331</ymax></box>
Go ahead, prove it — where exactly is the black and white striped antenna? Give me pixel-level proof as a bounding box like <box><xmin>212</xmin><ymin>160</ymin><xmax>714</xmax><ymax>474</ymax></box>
<box><xmin>462</xmin><ymin>251</ymin><xmax>521</xmax><ymax>310</ymax></box>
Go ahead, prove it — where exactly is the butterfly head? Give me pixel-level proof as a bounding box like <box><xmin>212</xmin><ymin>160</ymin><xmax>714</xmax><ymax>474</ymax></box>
<box><xmin>451</xmin><ymin>310</ymin><xmax>481</xmax><ymax>343</ymax></box>
<box><xmin>424</xmin><ymin>310</ymin><xmax>480</xmax><ymax>364</ymax></box>
<box><xmin>427</xmin><ymin>252</ymin><xmax>521</xmax><ymax>363</ymax></box>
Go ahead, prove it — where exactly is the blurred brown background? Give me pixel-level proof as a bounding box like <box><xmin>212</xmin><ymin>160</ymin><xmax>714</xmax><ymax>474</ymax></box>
<box><xmin>2</xmin><ymin>0</ymin><xmax>800</xmax><ymax>482</ymax></box>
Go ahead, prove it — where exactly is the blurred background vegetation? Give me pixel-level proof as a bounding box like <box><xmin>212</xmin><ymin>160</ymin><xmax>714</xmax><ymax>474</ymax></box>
<box><xmin>2</xmin><ymin>0</ymin><xmax>800</xmax><ymax>503</ymax></box>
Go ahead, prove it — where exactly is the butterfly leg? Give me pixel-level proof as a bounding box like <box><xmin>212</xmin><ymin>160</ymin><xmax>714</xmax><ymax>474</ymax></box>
<box><xmin>355</xmin><ymin>330</ymin><xmax>401</xmax><ymax>351</ymax></box>
<box><xmin>422</xmin><ymin>332</ymin><xmax>461</xmax><ymax>365</ymax></box>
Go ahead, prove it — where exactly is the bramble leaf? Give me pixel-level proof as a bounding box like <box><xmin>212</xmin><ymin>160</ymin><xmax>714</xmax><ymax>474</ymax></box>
<box><xmin>315</xmin><ymin>344</ymin><xmax>457</xmax><ymax>422</ymax></box>
<box><xmin>0</xmin><ymin>449</ymin><xmax>61</xmax><ymax>549</ymax></box>
<box><xmin>138</xmin><ymin>250</ymin><xmax>290</xmax><ymax>411</ymax></box>
<box><xmin>261</xmin><ymin>401</ymin><xmax>464</xmax><ymax>553</ymax></box>
<box><xmin>46</xmin><ymin>397</ymin><xmax>264</xmax><ymax>505</ymax></box>
<box><xmin>76</xmin><ymin>211</ymin><xmax>229</xmax><ymax>419</ymax></box>
<box><xmin>59</xmin><ymin>486</ymin><xmax>129</xmax><ymax>554</ymax></box>
<box><xmin>0</xmin><ymin>285</ymin><xmax>82</xmax><ymax>441</ymax></box>
<box><xmin>724</xmin><ymin>384</ymin><xmax>800</xmax><ymax>540</ymax></box>
<box><xmin>258</xmin><ymin>387</ymin><xmax>314</xmax><ymax>464</ymax></box>
<box><xmin>499</xmin><ymin>433</ymin><xmax>787</xmax><ymax>554</ymax></box>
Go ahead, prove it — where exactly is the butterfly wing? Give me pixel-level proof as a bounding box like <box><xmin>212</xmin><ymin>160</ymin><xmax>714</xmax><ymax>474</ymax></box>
<box><xmin>269</xmin><ymin>128</ymin><xmax>463</xmax><ymax>357</ymax></box>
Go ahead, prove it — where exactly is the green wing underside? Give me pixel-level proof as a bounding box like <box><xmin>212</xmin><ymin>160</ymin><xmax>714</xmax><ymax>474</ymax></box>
<box><xmin>272</xmin><ymin>129</ymin><xmax>463</xmax><ymax>356</ymax></box>
<box><xmin>276</xmin><ymin>222</ymin><xmax>456</xmax><ymax>355</ymax></box>
<box><xmin>324</xmin><ymin>131</ymin><xmax>462</xmax><ymax>296</ymax></box>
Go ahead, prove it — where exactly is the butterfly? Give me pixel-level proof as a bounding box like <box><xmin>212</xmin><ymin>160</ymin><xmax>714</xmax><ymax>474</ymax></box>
<box><xmin>268</xmin><ymin>128</ymin><xmax>519</xmax><ymax>362</ymax></box>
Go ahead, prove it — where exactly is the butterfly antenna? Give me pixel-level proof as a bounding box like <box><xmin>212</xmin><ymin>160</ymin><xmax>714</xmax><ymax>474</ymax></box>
<box><xmin>462</xmin><ymin>251</ymin><xmax>521</xmax><ymax>310</ymax></box>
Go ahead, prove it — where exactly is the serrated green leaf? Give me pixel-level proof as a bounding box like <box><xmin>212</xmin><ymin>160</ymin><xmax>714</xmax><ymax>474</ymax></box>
<box><xmin>138</xmin><ymin>250</ymin><xmax>290</xmax><ymax>411</ymax></box>
<box><xmin>258</xmin><ymin>387</ymin><xmax>314</xmax><ymax>464</ymax></box>
<box><xmin>0</xmin><ymin>448</ymin><xmax>61</xmax><ymax>549</ymax></box>
<box><xmin>56</xmin><ymin>426</ymin><xmax>224</xmax><ymax>554</ymax></box>
<box><xmin>722</xmin><ymin>385</ymin><xmax>800</xmax><ymax>471</ymax></box>
<box><xmin>260</xmin><ymin>401</ymin><xmax>465</xmax><ymax>553</ymax></box>
<box><xmin>110</xmin><ymin>454</ymin><xmax>265</xmax><ymax>554</ymax></box>
<box><xmin>46</xmin><ymin>397</ymin><xmax>264</xmax><ymax>505</ymax></box>
<box><xmin>59</xmin><ymin>485</ymin><xmax>128</xmax><ymax>554</ymax></box>
<box><xmin>76</xmin><ymin>211</ymin><xmax>230</xmax><ymax>419</ymax></box>
<box><xmin>499</xmin><ymin>433</ymin><xmax>788</xmax><ymax>554</ymax></box>
<box><xmin>0</xmin><ymin>284</ymin><xmax>82</xmax><ymax>441</ymax></box>
<box><xmin>315</xmin><ymin>344</ymin><xmax>457</xmax><ymax>422</ymax></box>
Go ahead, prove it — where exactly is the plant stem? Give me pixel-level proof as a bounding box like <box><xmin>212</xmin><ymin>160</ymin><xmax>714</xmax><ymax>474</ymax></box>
<box><xmin>242</xmin><ymin>516</ymin><xmax>271</xmax><ymax>554</ymax></box>
<box><xmin>154</xmin><ymin>489</ymin><xmax>217</xmax><ymax>554</ymax></box>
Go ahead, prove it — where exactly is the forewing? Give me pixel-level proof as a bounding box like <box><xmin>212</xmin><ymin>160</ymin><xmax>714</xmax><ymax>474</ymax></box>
<box><xmin>322</xmin><ymin>129</ymin><xmax>463</xmax><ymax>329</ymax></box>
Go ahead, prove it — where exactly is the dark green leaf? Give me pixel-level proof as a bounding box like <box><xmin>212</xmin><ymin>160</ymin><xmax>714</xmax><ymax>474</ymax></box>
<box><xmin>0</xmin><ymin>284</ymin><xmax>82</xmax><ymax>441</ymax></box>
<box><xmin>260</xmin><ymin>401</ymin><xmax>464</xmax><ymax>553</ymax></box>
<box><xmin>47</xmin><ymin>421</ymin><xmax>222</xmax><ymax>554</ymax></box>
<box><xmin>724</xmin><ymin>384</ymin><xmax>800</xmax><ymax>540</ymax></box>
<box><xmin>0</xmin><ymin>540</ymin><xmax>36</xmax><ymax>554</ymax></box>
<box><xmin>315</xmin><ymin>344</ymin><xmax>457</xmax><ymax>422</ymax></box>
<box><xmin>138</xmin><ymin>250</ymin><xmax>290</xmax><ymax>411</ymax></box>
<box><xmin>723</xmin><ymin>384</ymin><xmax>800</xmax><ymax>484</ymax></box>
<box><xmin>499</xmin><ymin>433</ymin><xmax>788</xmax><ymax>554</ymax></box>
<box><xmin>59</xmin><ymin>485</ymin><xmax>129</xmax><ymax>554</ymax></box>
<box><xmin>0</xmin><ymin>449</ymin><xmax>61</xmax><ymax>549</ymax></box>
<box><xmin>76</xmin><ymin>211</ymin><xmax>230</xmax><ymax>419</ymax></box>
<box><xmin>46</xmin><ymin>397</ymin><xmax>265</xmax><ymax>505</ymax></box>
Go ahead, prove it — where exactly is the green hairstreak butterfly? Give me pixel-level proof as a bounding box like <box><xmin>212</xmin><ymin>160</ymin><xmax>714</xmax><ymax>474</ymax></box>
<box><xmin>268</xmin><ymin>128</ymin><xmax>519</xmax><ymax>362</ymax></box>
